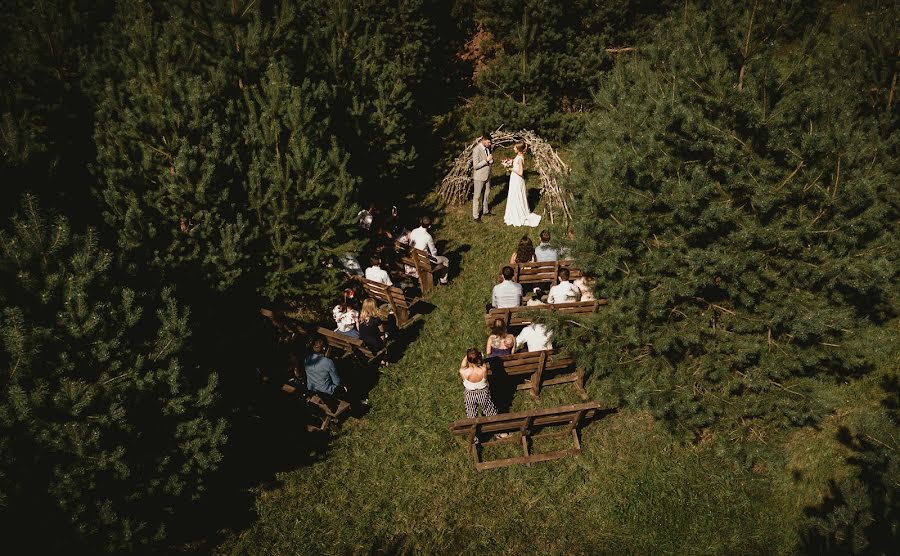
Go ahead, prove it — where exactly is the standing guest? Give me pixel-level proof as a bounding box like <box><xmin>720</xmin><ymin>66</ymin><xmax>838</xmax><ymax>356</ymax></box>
<box><xmin>471</xmin><ymin>133</ymin><xmax>494</xmax><ymax>222</ymax></box>
<box><xmin>332</xmin><ymin>290</ymin><xmax>359</xmax><ymax>338</ymax></box>
<box><xmin>516</xmin><ymin>322</ymin><xmax>553</xmax><ymax>352</ymax></box>
<box><xmin>491</xmin><ymin>266</ymin><xmax>523</xmax><ymax>309</ymax></box>
<box><xmin>534</xmin><ymin>230</ymin><xmax>559</xmax><ymax>262</ymax></box>
<box><xmin>486</xmin><ymin>319</ymin><xmax>516</xmax><ymax>357</ymax></box>
<box><xmin>547</xmin><ymin>268</ymin><xmax>582</xmax><ymax>304</ymax></box>
<box><xmin>365</xmin><ymin>256</ymin><xmax>393</xmax><ymax>286</ymax></box>
<box><xmin>357</xmin><ymin>298</ymin><xmax>388</xmax><ymax>365</ymax></box>
<box><xmin>409</xmin><ymin>216</ymin><xmax>450</xmax><ymax>285</ymax></box>
<box><xmin>357</xmin><ymin>202</ymin><xmax>377</xmax><ymax>231</ymax></box>
<box><xmin>305</xmin><ymin>338</ymin><xmax>344</xmax><ymax>396</ymax></box>
<box><xmin>509</xmin><ymin>235</ymin><xmax>536</xmax><ymax>264</ymax></box>
<box><xmin>384</xmin><ymin>205</ymin><xmax>404</xmax><ymax>238</ymax></box>
<box><xmin>459</xmin><ymin>348</ymin><xmax>505</xmax><ymax>427</ymax></box>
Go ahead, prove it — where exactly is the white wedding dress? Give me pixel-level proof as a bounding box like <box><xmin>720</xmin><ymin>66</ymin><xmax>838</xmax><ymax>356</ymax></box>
<box><xmin>504</xmin><ymin>154</ymin><xmax>541</xmax><ymax>227</ymax></box>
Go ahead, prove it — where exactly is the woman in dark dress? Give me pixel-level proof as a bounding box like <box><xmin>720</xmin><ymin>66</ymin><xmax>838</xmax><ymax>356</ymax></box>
<box><xmin>357</xmin><ymin>298</ymin><xmax>388</xmax><ymax>365</ymax></box>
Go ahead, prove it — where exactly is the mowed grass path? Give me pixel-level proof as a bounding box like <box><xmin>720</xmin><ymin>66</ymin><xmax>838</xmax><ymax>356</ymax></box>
<box><xmin>223</xmin><ymin>186</ymin><xmax>832</xmax><ymax>554</ymax></box>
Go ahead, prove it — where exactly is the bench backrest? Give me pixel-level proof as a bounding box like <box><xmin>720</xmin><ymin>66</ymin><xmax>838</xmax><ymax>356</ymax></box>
<box><xmin>484</xmin><ymin>299</ymin><xmax>606</xmax><ymax>327</ymax></box>
<box><xmin>358</xmin><ymin>277</ymin><xmax>413</xmax><ymax>309</ymax></box>
<box><xmin>501</xmin><ymin>260</ymin><xmax>583</xmax><ymax>285</ymax></box>
<box><xmin>449</xmin><ymin>401</ymin><xmax>600</xmax><ymax>437</ymax></box>
<box><xmin>489</xmin><ymin>349</ymin><xmax>574</xmax><ymax>377</ymax></box>
<box><xmin>316</xmin><ymin>327</ymin><xmax>377</xmax><ymax>359</ymax></box>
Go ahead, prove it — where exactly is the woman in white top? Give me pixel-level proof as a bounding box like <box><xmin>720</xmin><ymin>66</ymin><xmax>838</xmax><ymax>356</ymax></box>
<box><xmin>332</xmin><ymin>291</ymin><xmax>359</xmax><ymax>338</ymax></box>
<box><xmin>459</xmin><ymin>348</ymin><xmax>501</xmax><ymax>420</ymax></box>
<box><xmin>503</xmin><ymin>142</ymin><xmax>541</xmax><ymax>227</ymax></box>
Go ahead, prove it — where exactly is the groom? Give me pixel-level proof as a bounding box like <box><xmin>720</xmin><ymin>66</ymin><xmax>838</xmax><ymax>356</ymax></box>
<box><xmin>471</xmin><ymin>132</ymin><xmax>493</xmax><ymax>222</ymax></box>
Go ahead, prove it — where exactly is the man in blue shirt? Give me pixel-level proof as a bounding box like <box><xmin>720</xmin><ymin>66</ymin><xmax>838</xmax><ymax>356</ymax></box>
<box><xmin>491</xmin><ymin>266</ymin><xmax>523</xmax><ymax>309</ymax></box>
<box><xmin>304</xmin><ymin>338</ymin><xmax>342</xmax><ymax>396</ymax></box>
<box><xmin>534</xmin><ymin>230</ymin><xmax>559</xmax><ymax>262</ymax></box>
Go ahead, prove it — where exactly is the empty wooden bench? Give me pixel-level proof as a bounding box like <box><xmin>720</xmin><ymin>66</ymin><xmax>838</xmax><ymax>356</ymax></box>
<box><xmin>316</xmin><ymin>327</ymin><xmax>385</xmax><ymax>365</ymax></box>
<box><xmin>499</xmin><ymin>260</ymin><xmax>583</xmax><ymax>286</ymax></box>
<box><xmin>357</xmin><ymin>277</ymin><xmax>422</xmax><ymax>329</ymax></box>
<box><xmin>282</xmin><ymin>381</ymin><xmax>351</xmax><ymax>432</ymax></box>
<box><xmin>395</xmin><ymin>241</ymin><xmax>446</xmax><ymax>294</ymax></box>
<box><xmin>449</xmin><ymin>402</ymin><xmax>602</xmax><ymax>470</ymax></box>
<box><xmin>488</xmin><ymin>349</ymin><xmax>587</xmax><ymax>400</ymax></box>
<box><xmin>484</xmin><ymin>299</ymin><xmax>606</xmax><ymax>329</ymax></box>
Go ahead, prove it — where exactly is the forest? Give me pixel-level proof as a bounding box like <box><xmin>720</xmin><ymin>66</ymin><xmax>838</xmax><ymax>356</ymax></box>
<box><xmin>0</xmin><ymin>0</ymin><xmax>897</xmax><ymax>553</ymax></box>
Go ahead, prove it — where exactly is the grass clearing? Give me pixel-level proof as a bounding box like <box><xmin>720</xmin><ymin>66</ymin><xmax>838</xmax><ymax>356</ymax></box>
<box><xmin>220</xmin><ymin>183</ymin><xmax>889</xmax><ymax>554</ymax></box>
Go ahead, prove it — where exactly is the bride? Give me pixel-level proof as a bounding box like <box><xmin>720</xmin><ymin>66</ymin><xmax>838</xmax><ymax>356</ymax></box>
<box><xmin>503</xmin><ymin>142</ymin><xmax>541</xmax><ymax>227</ymax></box>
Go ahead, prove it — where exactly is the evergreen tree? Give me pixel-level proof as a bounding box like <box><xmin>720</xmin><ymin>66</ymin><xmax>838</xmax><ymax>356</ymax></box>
<box><xmin>560</xmin><ymin>1</ymin><xmax>898</xmax><ymax>437</ymax></box>
<box><xmin>0</xmin><ymin>195</ymin><xmax>225</xmax><ymax>551</ymax></box>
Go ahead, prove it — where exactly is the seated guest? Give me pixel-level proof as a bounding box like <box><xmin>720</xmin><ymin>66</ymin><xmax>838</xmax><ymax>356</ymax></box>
<box><xmin>573</xmin><ymin>274</ymin><xmax>595</xmax><ymax>302</ymax></box>
<box><xmin>357</xmin><ymin>298</ymin><xmax>388</xmax><ymax>365</ymax></box>
<box><xmin>509</xmin><ymin>235</ymin><xmax>536</xmax><ymax>264</ymax></box>
<box><xmin>395</xmin><ymin>228</ymin><xmax>419</xmax><ymax>279</ymax></box>
<box><xmin>526</xmin><ymin>287</ymin><xmax>546</xmax><ymax>306</ymax></box>
<box><xmin>548</xmin><ymin>268</ymin><xmax>581</xmax><ymax>304</ymax></box>
<box><xmin>332</xmin><ymin>290</ymin><xmax>359</xmax><ymax>338</ymax></box>
<box><xmin>338</xmin><ymin>252</ymin><xmax>364</xmax><ymax>277</ymax></box>
<box><xmin>491</xmin><ymin>266</ymin><xmax>523</xmax><ymax>309</ymax></box>
<box><xmin>365</xmin><ymin>256</ymin><xmax>393</xmax><ymax>286</ymax></box>
<box><xmin>516</xmin><ymin>322</ymin><xmax>553</xmax><ymax>352</ymax></box>
<box><xmin>534</xmin><ymin>229</ymin><xmax>559</xmax><ymax>262</ymax></box>
<box><xmin>486</xmin><ymin>318</ymin><xmax>516</xmax><ymax>358</ymax></box>
<box><xmin>305</xmin><ymin>338</ymin><xmax>344</xmax><ymax>396</ymax></box>
<box><xmin>409</xmin><ymin>216</ymin><xmax>450</xmax><ymax>285</ymax></box>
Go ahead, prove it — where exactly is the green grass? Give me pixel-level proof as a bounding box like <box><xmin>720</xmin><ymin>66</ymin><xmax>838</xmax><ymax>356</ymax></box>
<box><xmin>219</xmin><ymin>185</ymin><xmax>891</xmax><ymax>555</ymax></box>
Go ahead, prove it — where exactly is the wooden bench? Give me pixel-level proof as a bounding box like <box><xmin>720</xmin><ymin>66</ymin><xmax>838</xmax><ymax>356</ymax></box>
<box><xmin>499</xmin><ymin>260</ymin><xmax>583</xmax><ymax>286</ymax></box>
<box><xmin>488</xmin><ymin>349</ymin><xmax>587</xmax><ymax>400</ymax></box>
<box><xmin>449</xmin><ymin>402</ymin><xmax>602</xmax><ymax>470</ymax></box>
<box><xmin>316</xmin><ymin>327</ymin><xmax>385</xmax><ymax>365</ymax></box>
<box><xmin>394</xmin><ymin>241</ymin><xmax>446</xmax><ymax>294</ymax></box>
<box><xmin>356</xmin><ymin>277</ymin><xmax>422</xmax><ymax>329</ymax></box>
<box><xmin>282</xmin><ymin>382</ymin><xmax>351</xmax><ymax>432</ymax></box>
<box><xmin>484</xmin><ymin>299</ymin><xmax>606</xmax><ymax>329</ymax></box>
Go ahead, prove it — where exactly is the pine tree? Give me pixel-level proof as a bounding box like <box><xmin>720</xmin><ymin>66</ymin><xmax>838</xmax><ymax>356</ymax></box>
<box><xmin>559</xmin><ymin>1</ymin><xmax>898</xmax><ymax>437</ymax></box>
<box><xmin>0</xmin><ymin>195</ymin><xmax>226</xmax><ymax>551</ymax></box>
<box><xmin>242</xmin><ymin>61</ymin><xmax>360</xmax><ymax>301</ymax></box>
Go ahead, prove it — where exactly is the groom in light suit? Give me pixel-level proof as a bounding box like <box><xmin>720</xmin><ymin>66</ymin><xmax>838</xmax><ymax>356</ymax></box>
<box><xmin>472</xmin><ymin>133</ymin><xmax>494</xmax><ymax>222</ymax></box>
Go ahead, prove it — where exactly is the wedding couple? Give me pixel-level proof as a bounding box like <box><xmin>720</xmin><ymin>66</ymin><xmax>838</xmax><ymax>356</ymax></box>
<box><xmin>472</xmin><ymin>133</ymin><xmax>541</xmax><ymax>227</ymax></box>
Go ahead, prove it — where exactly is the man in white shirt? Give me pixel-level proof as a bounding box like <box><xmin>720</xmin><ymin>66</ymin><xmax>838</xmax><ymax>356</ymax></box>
<box><xmin>364</xmin><ymin>256</ymin><xmax>392</xmax><ymax>286</ymax></box>
<box><xmin>409</xmin><ymin>216</ymin><xmax>450</xmax><ymax>285</ymax></box>
<box><xmin>491</xmin><ymin>266</ymin><xmax>523</xmax><ymax>309</ymax></box>
<box><xmin>516</xmin><ymin>323</ymin><xmax>553</xmax><ymax>352</ymax></box>
<box><xmin>534</xmin><ymin>230</ymin><xmax>559</xmax><ymax>262</ymax></box>
<box><xmin>547</xmin><ymin>268</ymin><xmax>581</xmax><ymax>304</ymax></box>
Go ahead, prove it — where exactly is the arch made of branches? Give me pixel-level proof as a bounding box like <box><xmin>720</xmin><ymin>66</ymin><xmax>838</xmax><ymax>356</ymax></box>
<box><xmin>437</xmin><ymin>129</ymin><xmax>572</xmax><ymax>224</ymax></box>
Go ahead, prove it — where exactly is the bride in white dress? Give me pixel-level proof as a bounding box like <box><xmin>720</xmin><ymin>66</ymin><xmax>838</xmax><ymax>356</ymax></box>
<box><xmin>504</xmin><ymin>142</ymin><xmax>541</xmax><ymax>227</ymax></box>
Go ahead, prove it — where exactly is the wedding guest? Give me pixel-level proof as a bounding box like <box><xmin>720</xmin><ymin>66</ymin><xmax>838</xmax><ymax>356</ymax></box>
<box><xmin>526</xmin><ymin>287</ymin><xmax>546</xmax><ymax>306</ymax></box>
<box><xmin>332</xmin><ymin>290</ymin><xmax>359</xmax><ymax>338</ymax></box>
<box><xmin>357</xmin><ymin>202</ymin><xmax>377</xmax><ymax>231</ymax></box>
<box><xmin>409</xmin><ymin>216</ymin><xmax>450</xmax><ymax>285</ymax></box>
<box><xmin>357</xmin><ymin>298</ymin><xmax>388</xmax><ymax>365</ymax></box>
<box><xmin>338</xmin><ymin>252</ymin><xmax>364</xmax><ymax>277</ymax></box>
<box><xmin>509</xmin><ymin>235</ymin><xmax>536</xmax><ymax>264</ymax></box>
<box><xmin>516</xmin><ymin>322</ymin><xmax>553</xmax><ymax>352</ymax></box>
<box><xmin>574</xmin><ymin>274</ymin><xmax>595</xmax><ymax>302</ymax></box>
<box><xmin>486</xmin><ymin>319</ymin><xmax>516</xmax><ymax>358</ymax></box>
<box><xmin>395</xmin><ymin>228</ymin><xmax>419</xmax><ymax>279</ymax></box>
<box><xmin>491</xmin><ymin>266</ymin><xmax>523</xmax><ymax>309</ymax></box>
<box><xmin>535</xmin><ymin>230</ymin><xmax>559</xmax><ymax>262</ymax></box>
<box><xmin>305</xmin><ymin>338</ymin><xmax>344</xmax><ymax>396</ymax></box>
<box><xmin>364</xmin><ymin>256</ymin><xmax>393</xmax><ymax>286</ymax></box>
<box><xmin>459</xmin><ymin>348</ymin><xmax>504</xmax><ymax>426</ymax></box>
<box><xmin>548</xmin><ymin>268</ymin><xmax>582</xmax><ymax>304</ymax></box>
<box><xmin>385</xmin><ymin>205</ymin><xmax>404</xmax><ymax>239</ymax></box>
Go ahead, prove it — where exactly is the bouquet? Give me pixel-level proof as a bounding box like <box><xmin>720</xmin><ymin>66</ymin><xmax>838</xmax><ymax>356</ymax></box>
<box><xmin>501</xmin><ymin>158</ymin><xmax>513</xmax><ymax>174</ymax></box>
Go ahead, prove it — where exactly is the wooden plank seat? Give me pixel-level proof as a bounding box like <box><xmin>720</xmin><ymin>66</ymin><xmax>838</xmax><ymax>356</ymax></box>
<box><xmin>394</xmin><ymin>240</ymin><xmax>446</xmax><ymax>294</ymax></box>
<box><xmin>449</xmin><ymin>402</ymin><xmax>602</xmax><ymax>470</ymax></box>
<box><xmin>499</xmin><ymin>260</ymin><xmax>583</xmax><ymax>286</ymax></box>
<box><xmin>316</xmin><ymin>327</ymin><xmax>385</xmax><ymax>365</ymax></box>
<box><xmin>488</xmin><ymin>349</ymin><xmax>587</xmax><ymax>400</ymax></box>
<box><xmin>282</xmin><ymin>381</ymin><xmax>351</xmax><ymax>432</ymax></box>
<box><xmin>484</xmin><ymin>299</ymin><xmax>606</xmax><ymax>329</ymax></box>
<box><xmin>356</xmin><ymin>277</ymin><xmax>423</xmax><ymax>329</ymax></box>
